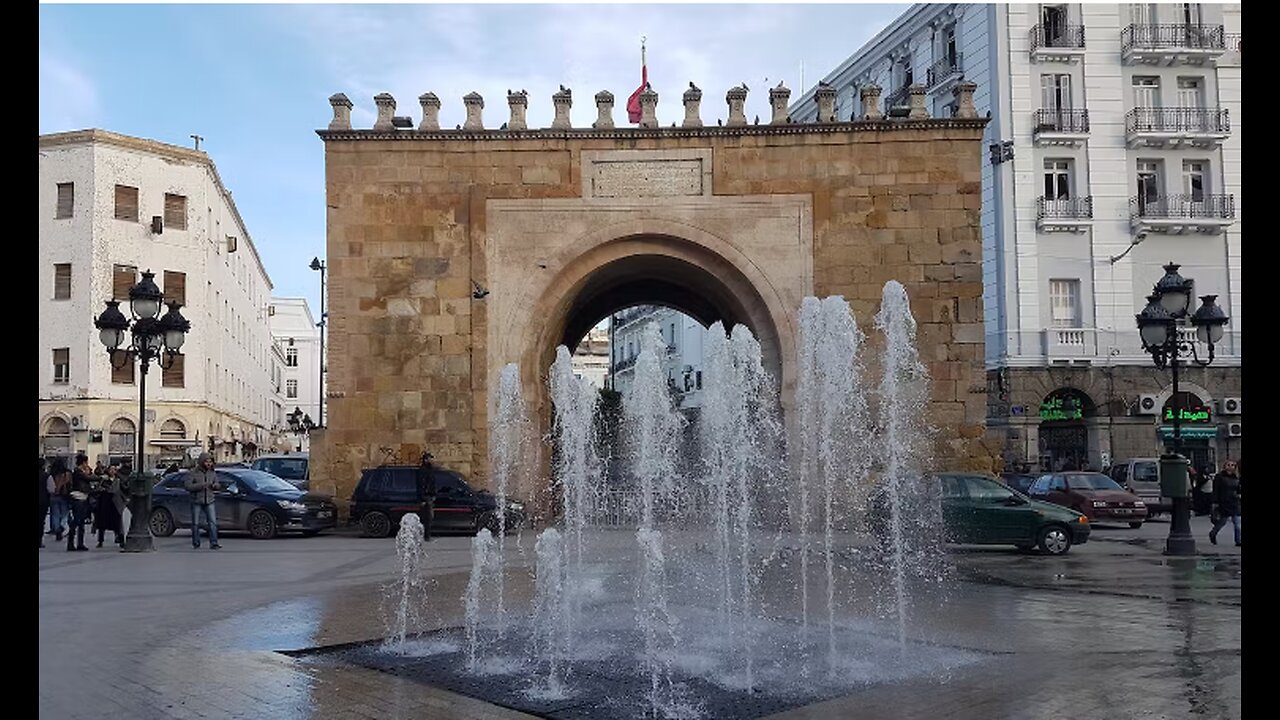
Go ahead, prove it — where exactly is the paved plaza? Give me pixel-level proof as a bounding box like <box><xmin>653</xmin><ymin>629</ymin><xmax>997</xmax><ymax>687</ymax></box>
<box><xmin>39</xmin><ymin>516</ymin><xmax>1240</xmax><ymax>720</ymax></box>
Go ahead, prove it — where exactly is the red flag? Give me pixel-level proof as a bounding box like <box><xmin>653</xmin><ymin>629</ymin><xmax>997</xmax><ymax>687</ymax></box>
<box><xmin>627</xmin><ymin>40</ymin><xmax>648</xmax><ymax>123</ymax></box>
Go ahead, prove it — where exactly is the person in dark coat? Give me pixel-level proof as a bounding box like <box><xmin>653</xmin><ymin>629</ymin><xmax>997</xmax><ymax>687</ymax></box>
<box><xmin>66</xmin><ymin>453</ymin><xmax>95</xmax><ymax>551</ymax></box>
<box><xmin>1209</xmin><ymin>459</ymin><xmax>1241</xmax><ymax>547</ymax></box>
<box><xmin>417</xmin><ymin>452</ymin><xmax>437</xmax><ymax>541</ymax></box>
<box><xmin>39</xmin><ymin>458</ymin><xmax>50</xmax><ymax>549</ymax></box>
<box><xmin>184</xmin><ymin>452</ymin><xmax>222</xmax><ymax>549</ymax></box>
<box><xmin>48</xmin><ymin>457</ymin><xmax>71</xmax><ymax>541</ymax></box>
<box><xmin>92</xmin><ymin>464</ymin><xmax>125</xmax><ymax>547</ymax></box>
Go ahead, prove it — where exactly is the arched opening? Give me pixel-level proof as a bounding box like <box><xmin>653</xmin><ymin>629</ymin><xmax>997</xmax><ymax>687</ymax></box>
<box><xmin>1037</xmin><ymin>388</ymin><xmax>1095</xmax><ymax>471</ymax></box>
<box><xmin>108</xmin><ymin>418</ymin><xmax>136</xmax><ymax>464</ymax></box>
<box><xmin>42</xmin><ymin>416</ymin><xmax>71</xmax><ymax>458</ymax></box>
<box><xmin>1160</xmin><ymin>391</ymin><xmax>1216</xmax><ymax>474</ymax></box>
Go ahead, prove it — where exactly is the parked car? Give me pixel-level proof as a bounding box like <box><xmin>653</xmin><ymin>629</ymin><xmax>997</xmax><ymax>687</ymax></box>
<box><xmin>251</xmin><ymin>453</ymin><xmax>309</xmax><ymax>491</ymax></box>
<box><xmin>869</xmin><ymin>472</ymin><xmax>1091</xmax><ymax>555</ymax></box>
<box><xmin>350</xmin><ymin>464</ymin><xmax>527</xmax><ymax>538</ymax></box>
<box><xmin>1109</xmin><ymin>458</ymin><xmax>1170</xmax><ymax>517</ymax></box>
<box><xmin>999</xmin><ymin>472</ymin><xmax>1038</xmax><ymax>495</ymax></box>
<box><xmin>148</xmin><ymin>465</ymin><xmax>338</xmax><ymax>540</ymax></box>
<box><xmin>1026</xmin><ymin>472</ymin><xmax>1147</xmax><ymax>528</ymax></box>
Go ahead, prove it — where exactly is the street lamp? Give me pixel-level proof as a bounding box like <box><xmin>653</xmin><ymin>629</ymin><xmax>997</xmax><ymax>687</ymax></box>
<box><xmin>310</xmin><ymin>257</ymin><xmax>326</xmax><ymax>429</ymax></box>
<box><xmin>94</xmin><ymin>270</ymin><xmax>191</xmax><ymax>553</ymax></box>
<box><xmin>1135</xmin><ymin>262</ymin><xmax>1230</xmax><ymax>556</ymax></box>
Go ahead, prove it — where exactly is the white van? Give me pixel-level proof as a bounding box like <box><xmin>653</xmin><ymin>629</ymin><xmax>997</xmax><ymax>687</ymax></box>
<box><xmin>1109</xmin><ymin>458</ymin><xmax>1170</xmax><ymax>517</ymax></box>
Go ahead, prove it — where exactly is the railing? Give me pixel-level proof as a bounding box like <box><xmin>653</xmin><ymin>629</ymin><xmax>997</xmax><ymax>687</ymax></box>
<box><xmin>613</xmin><ymin>355</ymin><xmax>637</xmax><ymax>373</ymax></box>
<box><xmin>925</xmin><ymin>52</ymin><xmax>963</xmax><ymax>87</ymax></box>
<box><xmin>1038</xmin><ymin>196</ymin><xmax>1093</xmax><ymax>219</ymax></box>
<box><xmin>1125</xmin><ymin>108</ymin><xmax>1229</xmax><ymax>135</ymax></box>
<box><xmin>1129</xmin><ymin>194</ymin><xmax>1235</xmax><ymax>220</ymax></box>
<box><xmin>1052</xmin><ymin>328</ymin><xmax>1088</xmax><ymax>346</ymax></box>
<box><xmin>1030</xmin><ymin>24</ymin><xmax>1086</xmax><ymax>51</ymax></box>
<box><xmin>884</xmin><ymin>85</ymin><xmax>912</xmax><ymax>109</ymax></box>
<box><xmin>1121</xmin><ymin>24</ymin><xmax>1226</xmax><ymax>52</ymax></box>
<box><xmin>1226</xmin><ymin>33</ymin><xmax>1241</xmax><ymax>52</ymax></box>
<box><xmin>614</xmin><ymin>306</ymin><xmax>658</xmax><ymax>327</ymax></box>
<box><xmin>1033</xmin><ymin>108</ymin><xmax>1090</xmax><ymax>134</ymax></box>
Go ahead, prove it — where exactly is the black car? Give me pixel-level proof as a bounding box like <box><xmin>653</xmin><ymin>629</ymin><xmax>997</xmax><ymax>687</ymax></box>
<box><xmin>350</xmin><ymin>464</ymin><xmax>527</xmax><ymax>538</ymax></box>
<box><xmin>149</xmin><ymin>466</ymin><xmax>338</xmax><ymax>540</ymax></box>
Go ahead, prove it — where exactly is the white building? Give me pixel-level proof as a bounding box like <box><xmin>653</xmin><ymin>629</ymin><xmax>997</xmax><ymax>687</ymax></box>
<box><xmin>269</xmin><ymin>297</ymin><xmax>323</xmax><ymax>451</ymax></box>
<box><xmin>793</xmin><ymin>4</ymin><xmax>1242</xmax><ymax>472</ymax></box>
<box><xmin>39</xmin><ymin>129</ymin><xmax>287</xmax><ymax>468</ymax></box>
<box><xmin>609</xmin><ymin>307</ymin><xmax>706</xmax><ymax>412</ymax></box>
<box><xmin>571</xmin><ymin>326</ymin><xmax>611</xmax><ymax>390</ymax></box>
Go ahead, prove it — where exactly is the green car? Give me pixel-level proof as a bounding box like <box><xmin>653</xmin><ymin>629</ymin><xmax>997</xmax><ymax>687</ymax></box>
<box><xmin>938</xmin><ymin>472</ymin><xmax>1090</xmax><ymax>555</ymax></box>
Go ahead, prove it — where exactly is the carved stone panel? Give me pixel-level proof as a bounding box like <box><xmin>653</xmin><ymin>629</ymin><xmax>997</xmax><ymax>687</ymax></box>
<box><xmin>582</xmin><ymin>149</ymin><xmax>713</xmax><ymax>199</ymax></box>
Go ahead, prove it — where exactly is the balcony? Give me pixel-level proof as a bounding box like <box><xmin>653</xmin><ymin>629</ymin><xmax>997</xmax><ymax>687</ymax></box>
<box><xmin>613</xmin><ymin>355</ymin><xmax>637</xmax><ymax>373</ymax></box>
<box><xmin>884</xmin><ymin>85</ymin><xmax>912</xmax><ymax>111</ymax></box>
<box><xmin>1125</xmin><ymin>108</ymin><xmax>1230</xmax><ymax>148</ymax></box>
<box><xmin>1037</xmin><ymin>196</ymin><xmax>1093</xmax><ymax>233</ymax></box>
<box><xmin>1129</xmin><ymin>194</ymin><xmax>1235</xmax><ymax>235</ymax></box>
<box><xmin>1030</xmin><ymin>24</ymin><xmax>1086</xmax><ymax>63</ymax></box>
<box><xmin>1032</xmin><ymin>109</ymin><xmax>1090</xmax><ymax>146</ymax></box>
<box><xmin>925</xmin><ymin>53</ymin><xmax>963</xmax><ymax>91</ymax></box>
<box><xmin>1042</xmin><ymin>328</ymin><xmax>1098</xmax><ymax>360</ymax></box>
<box><xmin>1121</xmin><ymin>24</ymin><xmax>1226</xmax><ymax>65</ymax></box>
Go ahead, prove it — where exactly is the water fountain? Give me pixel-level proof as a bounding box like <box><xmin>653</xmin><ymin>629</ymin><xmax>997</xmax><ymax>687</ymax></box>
<box><xmin>384</xmin><ymin>513</ymin><xmax>427</xmax><ymax>652</ymax></box>
<box><xmin>488</xmin><ymin>362</ymin><xmax>529</xmax><ymax>639</ymax></box>
<box><xmin>462</xmin><ymin>528</ymin><xmax>496</xmax><ymax>670</ymax></box>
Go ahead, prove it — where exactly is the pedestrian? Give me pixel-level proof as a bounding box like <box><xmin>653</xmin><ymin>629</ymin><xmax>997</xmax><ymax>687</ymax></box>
<box><xmin>39</xmin><ymin>458</ymin><xmax>50</xmax><ymax>549</ymax></box>
<box><xmin>117</xmin><ymin>460</ymin><xmax>134</xmax><ymax>542</ymax></box>
<box><xmin>183</xmin><ymin>452</ymin><xmax>222</xmax><ymax>549</ymax></box>
<box><xmin>1192</xmin><ymin>466</ymin><xmax>1213</xmax><ymax>516</ymax></box>
<box><xmin>1208</xmin><ymin>459</ymin><xmax>1241</xmax><ymax>547</ymax></box>
<box><xmin>66</xmin><ymin>453</ymin><xmax>95</xmax><ymax>551</ymax></box>
<box><xmin>47</xmin><ymin>457</ymin><xmax>71</xmax><ymax>542</ymax></box>
<box><xmin>92</xmin><ymin>464</ymin><xmax>125</xmax><ymax>548</ymax></box>
<box><xmin>417</xmin><ymin>451</ymin><xmax>437</xmax><ymax>541</ymax></box>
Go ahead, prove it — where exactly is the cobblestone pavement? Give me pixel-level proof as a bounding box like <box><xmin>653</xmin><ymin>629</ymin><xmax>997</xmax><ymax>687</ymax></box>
<box><xmin>39</xmin><ymin>515</ymin><xmax>1240</xmax><ymax>719</ymax></box>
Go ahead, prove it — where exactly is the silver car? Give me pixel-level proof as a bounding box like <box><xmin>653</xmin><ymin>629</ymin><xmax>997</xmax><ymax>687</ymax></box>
<box><xmin>250</xmin><ymin>453</ymin><xmax>309</xmax><ymax>491</ymax></box>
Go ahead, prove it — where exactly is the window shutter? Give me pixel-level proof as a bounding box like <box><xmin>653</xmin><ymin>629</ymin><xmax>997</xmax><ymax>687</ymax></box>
<box><xmin>54</xmin><ymin>264</ymin><xmax>72</xmax><ymax>300</ymax></box>
<box><xmin>111</xmin><ymin>351</ymin><xmax>135</xmax><ymax>384</ymax></box>
<box><xmin>114</xmin><ymin>185</ymin><xmax>139</xmax><ymax>221</ymax></box>
<box><xmin>113</xmin><ymin>265</ymin><xmax>137</xmax><ymax>301</ymax></box>
<box><xmin>163</xmin><ymin>271</ymin><xmax>187</xmax><ymax>306</ymax></box>
<box><xmin>164</xmin><ymin>193</ymin><xmax>187</xmax><ymax>230</ymax></box>
<box><xmin>56</xmin><ymin>183</ymin><xmax>74</xmax><ymax>219</ymax></box>
<box><xmin>162</xmin><ymin>353</ymin><xmax>185</xmax><ymax>388</ymax></box>
<box><xmin>53</xmin><ymin>348</ymin><xmax>70</xmax><ymax>383</ymax></box>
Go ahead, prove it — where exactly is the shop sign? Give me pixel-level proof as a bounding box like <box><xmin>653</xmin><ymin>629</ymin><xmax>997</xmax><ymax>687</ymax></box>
<box><xmin>1163</xmin><ymin>405</ymin><xmax>1211</xmax><ymax>423</ymax></box>
<box><xmin>1039</xmin><ymin>396</ymin><xmax>1083</xmax><ymax>421</ymax></box>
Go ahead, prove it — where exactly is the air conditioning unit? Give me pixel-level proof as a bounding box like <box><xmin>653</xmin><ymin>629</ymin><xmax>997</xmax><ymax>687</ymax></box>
<box><xmin>1228</xmin><ymin>422</ymin><xmax>1242</xmax><ymax>437</ymax></box>
<box><xmin>1136</xmin><ymin>394</ymin><xmax>1160</xmax><ymax>416</ymax></box>
<box><xmin>1221</xmin><ymin>397</ymin><xmax>1242</xmax><ymax>415</ymax></box>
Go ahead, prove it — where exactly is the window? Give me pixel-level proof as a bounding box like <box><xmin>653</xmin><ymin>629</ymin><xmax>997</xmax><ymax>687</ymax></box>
<box><xmin>56</xmin><ymin>183</ymin><xmax>74</xmax><ymax>219</ymax></box>
<box><xmin>1182</xmin><ymin>2</ymin><xmax>1202</xmax><ymax>26</ymax></box>
<box><xmin>164</xmin><ymin>193</ymin><xmax>187</xmax><ymax>230</ymax></box>
<box><xmin>1130</xmin><ymin>3</ymin><xmax>1156</xmax><ymax>26</ymax></box>
<box><xmin>112</xmin><ymin>351</ymin><xmax>135</xmax><ymax>385</ymax></box>
<box><xmin>669</xmin><ymin>322</ymin><xmax>677</xmax><ymax>349</ymax></box>
<box><xmin>1040</xmin><ymin>73</ymin><xmax>1072</xmax><ymax>112</ymax></box>
<box><xmin>113</xmin><ymin>265</ymin><xmax>137</xmax><ymax>301</ymax></box>
<box><xmin>52</xmin><ymin>348</ymin><xmax>69</xmax><ymax>384</ymax></box>
<box><xmin>1042</xmin><ymin>5</ymin><xmax>1068</xmax><ymax>43</ymax></box>
<box><xmin>1132</xmin><ymin>76</ymin><xmax>1159</xmax><ymax>108</ymax></box>
<box><xmin>286</xmin><ymin>346</ymin><xmax>298</xmax><ymax>367</ymax></box>
<box><xmin>286</xmin><ymin>379</ymin><xmax>298</xmax><ymax>398</ymax></box>
<box><xmin>941</xmin><ymin>475</ymin><xmax>969</xmax><ymax>499</ymax></box>
<box><xmin>114</xmin><ymin>185</ymin><xmax>139</xmax><ymax>222</ymax></box>
<box><xmin>1136</xmin><ymin>160</ymin><xmax>1161</xmax><ymax>211</ymax></box>
<box><xmin>1049</xmin><ymin>475</ymin><xmax>1068</xmax><ymax>492</ymax></box>
<box><xmin>108</xmin><ymin>418</ymin><xmax>136</xmax><ymax>455</ymax></box>
<box><xmin>1029</xmin><ymin>476</ymin><xmax>1051</xmax><ymax>495</ymax></box>
<box><xmin>160</xmin><ymin>418</ymin><xmax>186</xmax><ymax>440</ymax></box>
<box><xmin>963</xmin><ymin>476</ymin><xmax>1016</xmax><ymax>502</ymax></box>
<box><xmin>1050</xmin><ymin>279</ymin><xmax>1082</xmax><ymax>328</ymax></box>
<box><xmin>162</xmin><ymin>352</ymin><xmax>185</xmax><ymax>388</ymax></box>
<box><xmin>163</xmin><ymin>271</ymin><xmax>186</xmax><ymax>306</ymax></box>
<box><xmin>1043</xmin><ymin>160</ymin><xmax>1072</xmax><ymax>200</ymax></box>
<box><xmin>1176</xmin><ymin>77</ymin><xmax>1204</xmax><ymax>109</ymax></box>
<box><xmin>1183</xmin><ymin>161</ymin><xmax>1206</xmax><ymax>201</ymax></box>
<box><xmin>53</xmin><ymin>263</ymin><xmax>71</xmax><ymax>300</ymax></box>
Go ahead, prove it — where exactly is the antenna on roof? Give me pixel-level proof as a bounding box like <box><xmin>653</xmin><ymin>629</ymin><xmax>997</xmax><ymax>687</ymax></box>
<box><xmin>190</xmin><ymin>134</ymin><xmax>203</xmax><ymax>151</ymax></box>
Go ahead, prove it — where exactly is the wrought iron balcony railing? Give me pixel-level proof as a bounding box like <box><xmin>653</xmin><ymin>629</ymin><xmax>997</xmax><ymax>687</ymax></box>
<box><xmin>1121</xmin><ymin>24</ymin><xmax>1225</xmax><ymax>52</ymax></box>
<box><xmin>1130</xmin><ymin>194</ymin><xmax>1235</xmax><ymax>220</ymax></box>
<box><xmin>1031</xmin><ymin>24</ymin><xmax>1086</xmax><ymax>51</ymax></box>
<box><xmin>1033</xmin><ymin>108</ymin><xmax>1090</xmax><ymax>134</ymax></box>
<box><xmin>1125</xmin><ymin>108</ymin><xmax>1230</xmax><ymax>135</ymax></box>
<box><xmin>1038</xmin><ymin>196</ymin><xmax>1093</xmax><ymax>220</ymax></box>
<box><xmin>884</xmin><ymin>85</ymin><xmax>912</xmax><ymax>109</ymax></box>
<box><xmin>925</xmin><ymin>53</ymin><xmax>963</xmax><ymax>87</ymax></box>
<box><xmin>613</xmin><ymin>355</ymin><xmax>638</xmax><ymax>372</ymax></box>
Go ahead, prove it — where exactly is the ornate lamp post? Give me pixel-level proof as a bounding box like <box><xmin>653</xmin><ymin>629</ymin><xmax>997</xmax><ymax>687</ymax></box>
<box><xmin>286</xmin><ymin>406</ymin><xmax>315</xmax><ymax>452</ymax></box>
<box><xmin>1135</xmin><ymin>262</ymin><xmax>1230</xmax><ymax>556</ymax></box>
<box><xmin>94</xmin><ymin>270</ymin><xmax>191</xmax><ymax>553</ymax></box>
<box><xmin>309</xmin><ymin>257</ymin><xmax>326</xmax><ymax>428</ymax></box>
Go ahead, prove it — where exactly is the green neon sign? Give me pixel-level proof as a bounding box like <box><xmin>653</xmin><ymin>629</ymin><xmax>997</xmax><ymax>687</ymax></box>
<box><xmin>1163</xmin><ymin>406</ymin><xmax>1211</xmax><ymax>423</ymax></box>
<box><xmin>1039</xmin><ymin>396</ymin><xmax>1083</xmax><ymax>421</ymax></box>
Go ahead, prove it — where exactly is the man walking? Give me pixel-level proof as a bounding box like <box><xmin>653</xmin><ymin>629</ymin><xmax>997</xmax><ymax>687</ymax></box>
<box><xmin>1209</xmin><ymin>459</ymin><xmax>1241</xmax><ymax>547</ymax></box>
<box><xmin>417</xmin><ymin>452</ymin><xmax>437</xmax><ymax>541</ymax></box>
<box><xmin>184</xmin><ymin>452</ymin><xmax>222</xmax><ymax>549</ymax></box>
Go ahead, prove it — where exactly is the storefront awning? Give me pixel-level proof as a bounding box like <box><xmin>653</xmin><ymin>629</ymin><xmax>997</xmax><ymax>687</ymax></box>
<box><xmin>1157</xmin><ymin>426</ymin><xmax>1220</xmax><ymax>440</ymax></box>
<box><xmin>149</xmin><ymin>438</ymin><xmax>201</xmax><ymax>447</ymax></box>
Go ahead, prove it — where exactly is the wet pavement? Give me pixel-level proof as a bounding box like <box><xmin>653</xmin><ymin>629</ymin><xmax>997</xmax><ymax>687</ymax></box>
<box><xmin>38</xmin><ymin>514</ymin><xmax>1240</xmax><ymax>719</ymax></box>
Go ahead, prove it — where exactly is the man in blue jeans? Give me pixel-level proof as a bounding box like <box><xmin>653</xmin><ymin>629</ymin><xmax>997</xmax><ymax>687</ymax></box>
<box><xmin>183</xmin><ymin>452</ymin><xmax>222</xmax><ymax>549</ymax></box>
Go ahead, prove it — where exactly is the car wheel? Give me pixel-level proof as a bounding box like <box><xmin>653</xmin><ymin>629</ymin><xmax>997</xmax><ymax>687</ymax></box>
<box><xmin>1037</xmin><ymin>525</ymin><xmax>1072</xmax><ymax>555</ymax></box>
<box><xmin>361</xmin><ymin>511</ymin><xmax>392</xmax><ymax>538</ymax></box>
<box><xmin>149</xmin><ymin>507</ymin><xmax>176</xmax><ymax>537</ymax></box>
<box><xmin>1128</xmin><ymin>521</ymin><xmax>1143</xmax><ymax>529</ymax></box>
<box><xmin>248</xmin><ymin>510</ymin><xmax>278</xmax><ymax>540</ymax></box>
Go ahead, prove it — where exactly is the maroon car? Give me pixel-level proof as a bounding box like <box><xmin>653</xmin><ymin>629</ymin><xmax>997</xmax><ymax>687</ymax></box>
<box><xmin>1027</xmin><ymin>472</ymin><xmax>1148</xmax><ymax>528</ymax></box>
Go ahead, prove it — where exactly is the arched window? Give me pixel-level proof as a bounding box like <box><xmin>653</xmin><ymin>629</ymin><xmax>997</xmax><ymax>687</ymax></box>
<box><xmin>109</xmin><ymin>417</ymin><xmax>136</xmax><ymax>455</ymax></box>
<box><xmin>159</xmin><ymin>418</ymin><xmax>186</xmax><ymax>439</ymax></box>
<box><xmin>42</xmin><ymin>417</ymin><xmax>72</xmax><ymax>456</ymax></box>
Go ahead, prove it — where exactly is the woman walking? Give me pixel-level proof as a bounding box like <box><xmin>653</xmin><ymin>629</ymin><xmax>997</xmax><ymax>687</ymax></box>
<box><xmin>1209</xmin><ymin>459</ymin><xmax>1241</xmax><ymax>547</ymax></box>
<box><xmin>92</xmin><ymin>464</ymin><xmax>125</xmax><ymax>548</ymax></box>
<box><xmin>47</xmin><ymin>458</ymin><xmax>71</xmax><ymax>543</ymax></box>
<box><xmin>66</xmin><ymin>453</ymin><xmax>95</xmax><ymax>551</ymax></box>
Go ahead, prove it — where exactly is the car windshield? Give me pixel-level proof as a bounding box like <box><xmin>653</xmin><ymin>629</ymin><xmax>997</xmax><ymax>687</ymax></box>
<box><xmin>1132</xmin><ymin>462</ymin><xmax>1158</xmax><ymax>482</ymax></box>
<box><xmin>1066</xmin><ymin>474</ymin><xmax>1125</xmax><ymax>491</ymax></box>
<box><xmin>255</xmin><ymin>458</ymin><xmax>307</xmax><ymax>480</ymax></box>
<box><xmin>231</xmin><ymin>469</ymin><xmax>299</xmax><ymax>493</ymax></box>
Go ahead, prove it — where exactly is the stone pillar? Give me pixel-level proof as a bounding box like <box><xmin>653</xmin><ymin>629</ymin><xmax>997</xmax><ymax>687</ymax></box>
<box><xmin>373</xmin><ymin>92</ymin><xmax>396</xmax><ymax>131</ymax></box>
<box><xmin>463</xmin><ymin>92</ymin><xmax>485</xmax><ymax>131</ymax></box>
<box><xmin>768</xmin><ymin>83</ymin><xmax>791</xmax><ymax>125</ymax></box>
<box><xmin>638</xmin><ymin>87</ymin><xmax>659</xmax><ymax>128</ymax></box>
<box><xmin>507</xmin><ymin>90</ymin><xmax>528</xmax><ymax>130</ymax></box>
<box><xmin>682</xmin><ymin>83</ymin><xmax>703</xmax><ymax>128</ymax></box>
<box><xmin>908</xmin><ymin>83</ymin><xmax>929</xmax><ymax>119</ymax></box>
<box><xmin>952</xmin><ymin>81</ymin><xmax>978</xmax><ymax>119</ymax></box>
<box><xmin>551</xmin><ymin>86</ymin><xmax>572</xmax><ymax>129</ymax></box>
<box><xmin>418</xmin><ymin>93</ymin><xmax>441</xmax><ymax>131</ymax></box>
<box><xmin>860</xmin><ymin>84</ymin><xmax>883</xmax><ymax>121</ymax></box>
<box><xmin>726</xmin><ymin>85</ymin><xmax>748</xmax><ymax>127</ymax></box>
<box><xmin>593</xmin><ymin>91</ymin><xmax>615</xmax><ymax>129</ymax></box>
<box><xmin>328</xmin><ymin>93</ymin><xmax>353</xmax><ymax>131</ymax></box>
<box><xmin>814</xmin><ymin>84</ymin><xmax>837</xmax><ymax>123</ymax></box>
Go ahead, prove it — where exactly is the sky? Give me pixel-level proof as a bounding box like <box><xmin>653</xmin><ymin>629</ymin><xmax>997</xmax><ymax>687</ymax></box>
<box><xmin>39</xmin><ymin>1</ymin><xmax>908</xmax><ymax>315</ymax></box>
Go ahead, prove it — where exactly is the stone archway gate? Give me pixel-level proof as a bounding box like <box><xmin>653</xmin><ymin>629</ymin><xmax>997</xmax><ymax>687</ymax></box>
<box><xmin>312</xmin><ymin>82</ymin><xmax>992</xmax><ymax>506</ymax></box>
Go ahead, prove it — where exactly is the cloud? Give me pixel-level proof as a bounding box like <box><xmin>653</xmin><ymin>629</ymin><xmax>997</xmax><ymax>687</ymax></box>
<box><xmin>39</xmin><ymin>53</ymin><xmax>100</xmax><ymax>132</ymax></box>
